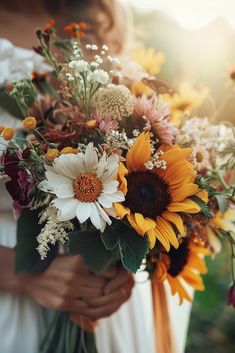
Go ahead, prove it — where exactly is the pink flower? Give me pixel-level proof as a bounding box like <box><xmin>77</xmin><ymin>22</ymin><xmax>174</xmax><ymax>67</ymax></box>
<box><xmin>93</xmin><ymin>111</ymin><xmax>118</xmax><ymax>134</ymax></box>
<box><xmin>133</xmin><ymin>94</ymin><xmax>178</xmax><ymax>145</ymax></box>
<box><xmin>228</xmin><ymin>284</ymin><xmax>235</xmax><ymax>308</ymax></box>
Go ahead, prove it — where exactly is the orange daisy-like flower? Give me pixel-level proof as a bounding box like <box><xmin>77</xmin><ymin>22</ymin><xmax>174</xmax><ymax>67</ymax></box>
<box><xmin>154</xmin><ymin>238</ymin><xmax>208</xmax><ymax>304</ymax></box>
<box><xmin>43</xmin><ymin>19</ymin><xmax>56</xmax><ymax>32</ymax></box>
<box><xmin>64</xmin><ymin>22</ymin><xmax>87</xmax><ymax>38</ymax></box>
<box><xmin>115</xmin><ymin>132</ymin><xmax>207</xmax><ymax>251</ymax></box>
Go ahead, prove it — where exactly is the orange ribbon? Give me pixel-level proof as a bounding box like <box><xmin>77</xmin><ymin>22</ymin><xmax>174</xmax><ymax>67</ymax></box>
<box><xmin>152</xmin><ymin>281</ymin><xmax>176</xmax><ymax>353</ymax></box>
<box><xmin>69</xmin><ymin>312</ymin><xmax>97</xmax><ymax>332</ymax></box>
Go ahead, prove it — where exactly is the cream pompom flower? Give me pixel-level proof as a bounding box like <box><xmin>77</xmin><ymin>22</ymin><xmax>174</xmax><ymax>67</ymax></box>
<box><xmin>94</xmin><ymin>84</ymin><xmax>134</xmax><ymax>121</ymax></box>
<box><xmin>40</xmin><ymin>144</ymin><xmax>124</xmax><ymax>231</ymax></box>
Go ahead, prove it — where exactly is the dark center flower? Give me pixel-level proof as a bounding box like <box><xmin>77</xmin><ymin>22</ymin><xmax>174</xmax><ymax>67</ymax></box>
<box><xmin>123</xmin><ymin>171</ymin><xmax>171</xmax><ymax>219</ymax></box>
<box><xmin>168</xmin><ymin>240</ymin><xmax>190</xmax><ymax>277</ymax></box>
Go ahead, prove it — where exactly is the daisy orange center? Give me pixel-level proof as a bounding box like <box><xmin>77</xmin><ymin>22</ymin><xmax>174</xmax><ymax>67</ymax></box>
<box><xmin>73</xmin><ymin>173</ymin><xmax>102</xmax><ymax>202</ymax></box>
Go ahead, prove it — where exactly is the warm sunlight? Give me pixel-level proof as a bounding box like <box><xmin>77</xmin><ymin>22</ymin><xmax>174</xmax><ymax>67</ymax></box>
<box><xmin>129</xmin><ymin>0</ymin><xmax>235</xmax><ymax>29</ymax></box>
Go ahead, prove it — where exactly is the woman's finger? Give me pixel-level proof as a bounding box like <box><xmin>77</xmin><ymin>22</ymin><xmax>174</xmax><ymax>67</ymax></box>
<box><xmin>104</xmin><ymin>269</ymin><xmax>133</xmax><ymax>294</ymax></box>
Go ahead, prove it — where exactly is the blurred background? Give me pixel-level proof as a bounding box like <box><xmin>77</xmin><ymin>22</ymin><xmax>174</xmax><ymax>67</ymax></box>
<box><xmin>124</xmin><ymin>0</ymin><xmax>235</xmax><ymax>352</ymax></box>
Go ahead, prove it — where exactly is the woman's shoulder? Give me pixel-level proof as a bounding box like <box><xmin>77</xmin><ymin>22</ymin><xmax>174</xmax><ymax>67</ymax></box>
<box><xmin>0</xmin><ymin>38</ymin><xmax>50</xmax><ymax>87</ymax></box>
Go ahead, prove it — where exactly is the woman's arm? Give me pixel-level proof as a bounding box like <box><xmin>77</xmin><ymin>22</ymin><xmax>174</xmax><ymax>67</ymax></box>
<box><xmin>0</xmin><ymin>246</ymin><xmax>134</xmax><ymax>319</ymax></box>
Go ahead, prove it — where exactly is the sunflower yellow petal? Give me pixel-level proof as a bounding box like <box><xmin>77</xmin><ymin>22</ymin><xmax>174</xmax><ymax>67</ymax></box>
<box><xmin>181</xmin><ymin>269</ymin><xmax>205</xmax><ymax>291</ymax></box>
<box><xmin>170</xmin><ymin>183</ymin><xmax>199</xmax><ymax>202</ymax></box>
<box><xmin>168</xmin><ymin>199</ymin><xmax>201</xmax><ymax>214</ymax></box>
<box><xmin>196</xmin><ymin>189</ymin><xmax>208</xmax><ymax>203</ymax></box>
<box><xmin>156</xmin><ymin>216</ymin><xmax>179</xmax><ymax>249</ymax></box>
<box><xmin>127</xmin><ymin>214</ymin><xmax>144</xmax><ymax>235</ymax></box>
<box><xmin>114</xmin><ymin>203</ymin><xmax>130</xmax><ymax>219</ymax></box>
<box><xmin>147</xmin><ymin>227</ymin><xmax>170</xmax><ymax>251</ymax></box>
<box><xmin>126</xmin><ymin>132</ymin><xmax>151</xmax><ymax>172</ymax></box>
<box><xmin>160</xmin><ymin>147</ymin><xmax>191</xmax><ymax>167</ymax></box>
<box><xmin>135</xmin><ymin>213</ymin><xmax>156</xmax><ymax>234</ymax></box>
<box><xmin>162</xmin><ymin>211</ymin><xmax>185</xmax><ymax>236</ymax></box>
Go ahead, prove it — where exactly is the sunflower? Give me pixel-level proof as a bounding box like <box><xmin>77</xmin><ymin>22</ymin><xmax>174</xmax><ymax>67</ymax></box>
<box><xmin>165</xmin><ymin>82</ymin><xmax>209</xmax><ymax>126</ymax></box>
<box><xmin>206</xmin><ymin>206</ymin><xmax>235</xmax><ymax>255</ymax></box>
<box><xmin>131</xmin><ymin>47</ymin><xmax>165</xmax><ymax>96</ymax></box>
<box><xmin>132</xmin><ymin>47</ymin><xmax>165</xmax><ymax>76</ymax></box>
<box><xmin>154</xmin><ymin>238</ymin><xmax>208</xmax><ymax>304</ymax></box>
<box><xmin>40</xmin><ymin>143</ymin><xmax>124</xmax><ymax>231</ymax></box>
<box><xmin>115</xmin><ymin>132</ymin><xmax>206</xmax><ymax>251</ymax></box>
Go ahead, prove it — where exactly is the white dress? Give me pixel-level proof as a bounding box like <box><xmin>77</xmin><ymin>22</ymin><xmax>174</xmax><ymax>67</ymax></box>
<box><xmin>0</xmin><ymin>39</ymin><xmax>192</xmax><ymax>353</ymax></box>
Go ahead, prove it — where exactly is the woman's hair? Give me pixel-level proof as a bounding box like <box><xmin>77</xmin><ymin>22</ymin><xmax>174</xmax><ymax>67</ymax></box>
<box><xmin>46</xmin><ymin>0</ymin><xmax>128</xmax><ymax>54</ymax></box>
<box><xmin>1</xmin><ymin>0</ymin><xmax>129</xmax><ymax>54</ymax></box>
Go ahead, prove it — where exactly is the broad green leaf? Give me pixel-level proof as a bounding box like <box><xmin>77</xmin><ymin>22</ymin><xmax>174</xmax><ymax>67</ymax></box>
<box><xmin>68</xmin><ymin>229</ymin><xmax>119</xmax><ymax>274</ymax></box>
<box><xmin>102</xmin><ymin>219</ymin><xmax>149</xmax><ymax>273</ymax></box>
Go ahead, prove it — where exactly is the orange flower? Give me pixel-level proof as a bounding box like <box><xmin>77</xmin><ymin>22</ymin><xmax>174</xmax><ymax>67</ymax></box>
<box><xmin>64</xmin><ymin>22</ymin><xmax>87</xmax><ymax>38</ymax></box>
<box><xmin>86</xmin><ymin>120</ymin><xmax>97</xmax><ymax>128</ymax></box>
<box><xmin>43</xmin><ymin>19</ymin><xmax>56</xmax><ymax>32</ymax></box>
<box><xmin>23</xmin><ymin>117</ymin><xmax>37</xmax><ymax>129</ymax></box>
<box><xmin>154</xmin><ymin>238</ymin><xmax>208</xmax><ymax>304</ymax></box>
<box><xmin>0</xmin><ymin>125</ymin><xmax>5</xmax><ymax>133</ymax></box>
<box><xmin>60</xmin><ymin>147</ymin><xmax>78</xmax><ymax>155</ymax></box>
<box><xmin>45</xmin><ymin>149</ymin><xmax>59</xmax><ymax>161</ymax></box>
<box><xmin>3</xmin><ymin>127</ymin><xmax>15</xmax><ymax>141</ymax></box>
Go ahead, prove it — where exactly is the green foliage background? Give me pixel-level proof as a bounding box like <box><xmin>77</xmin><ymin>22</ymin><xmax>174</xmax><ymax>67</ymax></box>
<box><xmin>186</xmin><ymin>243</ymin><xmax>235</xmax><ymax>353</ymax></box>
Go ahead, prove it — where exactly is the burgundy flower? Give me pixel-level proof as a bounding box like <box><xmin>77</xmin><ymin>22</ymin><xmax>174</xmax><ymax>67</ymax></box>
<box><xmin>3</xmin><ymin>151</ymin><xmax>34</xmax><ymax>217</ymax></box>
<box><xmin>228</xmin><ymin>284</ymin><xmax>235</xmax><ymax>308</ymax></box>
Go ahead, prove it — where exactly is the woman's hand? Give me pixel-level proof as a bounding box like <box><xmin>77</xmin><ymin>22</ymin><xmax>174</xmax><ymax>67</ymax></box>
<box><xmin>0</xmin><ymin>247</ymin><xmax>134</xmax><ymax>320</ymax></box>
<box><xmin>84</xmin><ymin>266</ymin><xmax>135</xmax><ymax>320</ymax></box>
<box><xmin>17</xmin><ymin>255</ymin><xmax>108</xmax><ymax>313</ymax></box>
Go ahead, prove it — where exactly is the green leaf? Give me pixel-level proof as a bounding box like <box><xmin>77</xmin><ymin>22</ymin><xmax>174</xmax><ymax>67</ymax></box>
<box><xmin>102</xmin><ymin>220</ymin><xmax>149</xmax><ymax>273</ymax></box>
<box><xmin>15</xmin><ymin>209</ymin><xmax>57</xmax><ymax>273</ymax></box>
<box><xmin>68</xmin><ymin>229</ymin><xmax>119</xmax><ymax>274</ymax></box>
<box><xmin>190</xmin><ymin>195</ymin><xmax>211</xmax><ymax>218</ymax></box>
<box><xmin>215</xmin><ymin>194</ymin><xmax>229</xmax><ymax>214</ymax></box>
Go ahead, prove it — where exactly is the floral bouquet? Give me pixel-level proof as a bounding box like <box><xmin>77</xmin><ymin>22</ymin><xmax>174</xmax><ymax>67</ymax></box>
<box><xmin>1</xmin><ymin>20</ymin><xmax>235</xmax><ymax>353</ymax></box>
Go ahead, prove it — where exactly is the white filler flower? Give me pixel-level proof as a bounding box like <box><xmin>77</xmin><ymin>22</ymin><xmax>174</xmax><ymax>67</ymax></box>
<box><xmin>41</xmin><ymin>144</ymin><xmax>124</xmax><ymax>231</ymax></box>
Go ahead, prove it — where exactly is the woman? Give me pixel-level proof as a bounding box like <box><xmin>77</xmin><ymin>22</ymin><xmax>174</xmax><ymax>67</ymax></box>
<box><xmin>0</xmin><ymin>1</ymin><xmax>192</xmax><ymax>353</ymax></box>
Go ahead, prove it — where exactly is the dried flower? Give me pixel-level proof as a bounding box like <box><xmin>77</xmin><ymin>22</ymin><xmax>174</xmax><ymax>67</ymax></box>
<box><xmin>36</xmin><ymin>207</ymin><xmax>74</xmax><ymax>259</ymax></box>
<box><xmin>60</xmin><ymin>147</ymin><xmax>78</xmax><ymax>155</ymax></box>
<box><xmin>23</xmin><ymin>117</ymin><xmax>37</xmax><ymax>129</ymax></box>
<box><xmin>3</xmin><ymin>127</ymin><xmax>15</xmax><ymax>141</ymax></box>
<box><xmin>94</xmin><ymin>84</ymin><xmax>134</xmax><ymax>121</ymax></box>
<box><xmin>45</xmin><ymin>149</ymin><xmax>59</xmax><ymax>161</ymax></box>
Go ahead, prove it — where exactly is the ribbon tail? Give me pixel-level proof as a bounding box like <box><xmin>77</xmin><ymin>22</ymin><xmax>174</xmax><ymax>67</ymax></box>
<box><xmin>152</xmin><ymin>281</ymin><xmax>177</xmax><ymax>353</ymax></box>
<box><xmin>69</xmin><ymin>312</ymin><xmax>98</xmax><ymax>332</ymax></box>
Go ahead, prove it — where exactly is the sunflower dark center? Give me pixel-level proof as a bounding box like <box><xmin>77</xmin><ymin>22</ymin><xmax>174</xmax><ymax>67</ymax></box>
<box><xmin>168</xmin><ymin>240</ymin><xmax>190</xmax><ymax>277</ymax></box>
<box><xmin>123</xmin><ymin>171</ymin><xmax>171</xmax><ymax>219</ymax></box>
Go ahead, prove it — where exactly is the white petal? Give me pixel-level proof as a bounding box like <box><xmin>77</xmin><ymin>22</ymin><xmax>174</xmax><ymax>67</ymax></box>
<box><xmin>96</xmin><ymin>154</ymin><xmax>108</xmax><ymax>178</ymax></box>
<box><xmin>45</xmin><ymin>170</ymin><xmax>71</xmax><ymax>189</ymax></box>
<box><xmin>54</xmin><ymin>183</ymin><xmax>74</xmax><ymax>198</ymax></box>
<box><xmin>90</xmin><ymin>203</ymin><xmax>102</xmax><ymax>229</ymax></box>
<box><xmin>76</xmin><ymin>202</ymin><xmax>92</xmax><ymax>224</ymax></box>
<box><xmin>84</xmin><ymin>143</ymin><xmax>98</xmax><ymax>173</ymax></box>
<box><xmin>53</xmin><ymin>198</ymin><xmax>79</xmax><ymax>221</ymax></box>
<box><xmin>54</xmin><ymin>154</ymin><xmax>85</xmax><ymax>179</ymax></box>
<box><xmin>100</xmin><ymin>162</ymin><xmax>119</xmax><ymax>183</ymax></box>
<box><xmin>108</xmin><ymin>154</ymin><xmax>119</xmax><ymax>164</ymax></box>
<box><xmin>95</xmin><ymin>201</ymin><xmax>112</xmax><ymax>225</ymax></box>
<box><xmin>98</xmin><ymin>191</ymin><xmax>125</xmax><ymax>208</ymax></box>
<box><xmin>102</xmin><ymin>180</ymin><xmax>119</xmax><ymax>194</ymax></box>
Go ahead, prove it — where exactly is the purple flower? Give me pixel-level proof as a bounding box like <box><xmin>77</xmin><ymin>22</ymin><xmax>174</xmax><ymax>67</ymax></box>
<box><xmin>228</xmin><ymin>284</ymin><xmax>235</xmax><ymax>308</ymax></box>
<box><xmin>3</xmin><ymin>151</ymin><xmax>34</xmax><ymax>218</ymax></box>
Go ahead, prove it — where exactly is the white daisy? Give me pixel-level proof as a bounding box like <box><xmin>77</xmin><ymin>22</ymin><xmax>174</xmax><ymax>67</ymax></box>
<box><xmin>40</xmin><ymin>144</ymin><xmax>124</xmax><ymax>231</ymax></box>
